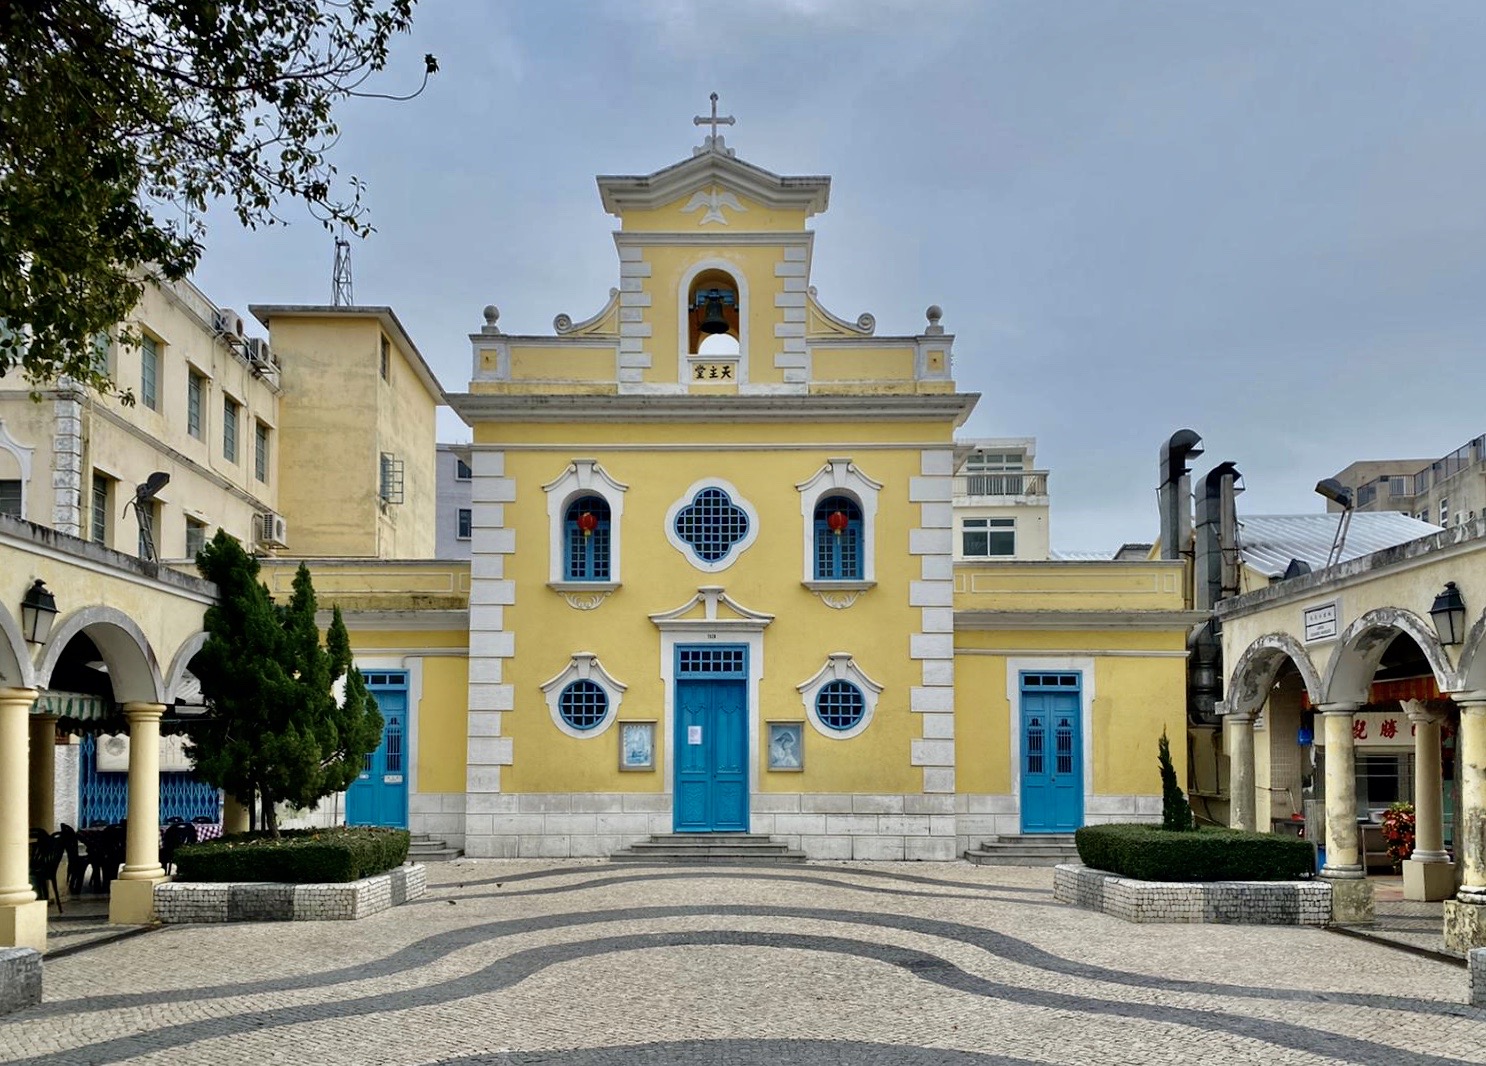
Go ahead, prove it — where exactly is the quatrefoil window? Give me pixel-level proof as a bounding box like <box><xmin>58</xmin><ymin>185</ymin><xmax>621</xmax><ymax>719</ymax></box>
<box><xmin>674</xmin><ymin>487</ymin><xmax>750</xmax><ymax>563</ymax></box>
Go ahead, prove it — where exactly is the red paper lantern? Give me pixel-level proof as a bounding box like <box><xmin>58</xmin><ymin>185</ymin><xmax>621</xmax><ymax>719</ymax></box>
<box><xmin>577</xmin><ymin>511</ymin><xmax>598</xmax><ymax>537</ymax></box>
<box><xmin>826</xmin><ymin>510</ymin><xmax>849</xmax><ymax>535</ymax></box>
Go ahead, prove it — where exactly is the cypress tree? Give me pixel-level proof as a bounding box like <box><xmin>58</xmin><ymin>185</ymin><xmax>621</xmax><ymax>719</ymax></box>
<box><xmin>1158</xmin><ymin>728</ymin><xmax>1195</xmax><ymax>832</ymax></box>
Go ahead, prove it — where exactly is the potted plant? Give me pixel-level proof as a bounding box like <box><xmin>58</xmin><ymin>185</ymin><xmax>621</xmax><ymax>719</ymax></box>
<box><xmin>1380</xmin><ymin>802</ymin><xmax>1415</xmax><ymax>868</ymax></box>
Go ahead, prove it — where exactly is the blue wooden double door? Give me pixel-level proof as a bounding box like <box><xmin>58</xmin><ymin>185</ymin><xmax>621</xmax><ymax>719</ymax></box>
<box><xmin>1019</xmin><ymin>672</ymin><xmax>1083</xmax><ymax>833</ymax></box>
<box><xmin>674</xmin><ymin>645</ymin><xmax>749</xmax><ymax>833</ymax></box>
<box><xmin>346</xmin><ymin>672</ymin><xmax>408</xmax><ymax>828</ymax></box>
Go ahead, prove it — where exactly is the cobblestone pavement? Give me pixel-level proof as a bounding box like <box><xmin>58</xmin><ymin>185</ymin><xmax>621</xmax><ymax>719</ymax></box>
<box><xmin>3</xmin><ymin>860</ymin><xmax>1485</xmax><ymax>1064</ymax></box>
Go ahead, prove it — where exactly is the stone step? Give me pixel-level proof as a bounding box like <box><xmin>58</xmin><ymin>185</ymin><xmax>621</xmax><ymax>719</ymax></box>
<box><xmin>611</xmin><ymin>834</ymin><xmax>806</xmax><ymax>864</ymax></box>
<box><xmin>964</xmin><ymin>849</ymin><xmax>1075</xmax><ymax>867</ymax></box>
<box><xmin>407</xmin><ymin>836</ymin><xmax>463</xmax><ymax>862</ymax></box>
<box><xmin>965</xmin><ymin>834</ymin><xmax>1079</xmax><ymax>867</ymax></box>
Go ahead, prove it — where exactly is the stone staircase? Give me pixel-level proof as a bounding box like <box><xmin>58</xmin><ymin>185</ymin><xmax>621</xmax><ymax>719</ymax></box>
<box><xmin>407</xmin><ymin>833</ymin><xmax>462</xmax><ymax>863</ymax></box>
<box><xmin>964</xmin><ymin>834</ymin><xmax>1079</xmax><ymax>867</ymax></box>
<box><xmin>611</xmin><ymin>833</ymin><xmax>807</xmax><ymax>864</ymax></box>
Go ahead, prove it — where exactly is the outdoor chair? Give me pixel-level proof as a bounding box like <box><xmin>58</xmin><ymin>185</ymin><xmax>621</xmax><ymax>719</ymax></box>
<box><xmin>29</xmin><ymin>830</ymin><xmax>64</xmax><ymax>913</ymax></box>
<box><xmin>58</xmin><ymin>823</ymin><xmax>90</xmax><ymax>896</ymax></box>
<box><xmin>161</xmin><ymin>821</ymin><xmax>197</xmax><ymax>876</ymax></box>
<box><xmin>192</xmin><ymin>816</ymin><xmax>214</xmax><ymax>824</ymax></box>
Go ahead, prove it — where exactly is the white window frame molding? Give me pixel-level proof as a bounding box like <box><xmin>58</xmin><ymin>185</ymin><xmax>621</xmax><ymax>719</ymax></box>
<box><xmin>0</xmin><ymin>419</ymin><xmax>35</xmax><ymax>520</ymax></box>
<box><xmin>539</xmin><ymin>652</ymin><xmax>627</xmax><ymax>739</ymax></box>
<box><xmin>796</xmin><ymin>457</ymin><xmax>882</xmax><ymax>590</ymax></box>
<box><xmin>796</xmin><ymin>652</ymin><xmax>883</xmax><ymax>740</ymax></box>
<box><xmin>676</xmin><ymin>257</ymin><xmax>751</xmax><ymax>388</ymax></box>
<box><xmin>544</xmin><ymin>458</ymin><xmax>629</xmax><ymax>595</ymax></box>
<box><xmin>664</xmin><ymin>477</ymin><xmax>760</xmax><ymax>574</ymax></box>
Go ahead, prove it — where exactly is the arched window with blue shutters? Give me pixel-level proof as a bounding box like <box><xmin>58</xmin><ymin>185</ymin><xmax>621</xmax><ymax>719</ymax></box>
<box><xmin>558</xmin><ymin>679</ymin><xmax>609</xmax><ymax>731</ymax></box>
<box><xmin>813</xmin><ymin>495</ymin><xmax>863</xmax><ymax>579</ymax></box>
<box><xmin>815</xmin><ymin>679</ymin><xmax>866</xmax><ymax>731</ymax></box>
<box><xmin>564</xmin><ymin>495</ymin><xmax>611</xmax><ymax>580</ymax></box>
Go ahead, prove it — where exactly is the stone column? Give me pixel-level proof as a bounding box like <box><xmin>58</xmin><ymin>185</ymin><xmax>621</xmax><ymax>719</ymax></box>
<box><xmin>1446</xmin><ymin>693</ymin><xmax>1486</xmax><ymax>951</ymax></box>
<box><xmin>1318</xmin><ymin>702</ymin><xmax>1373</xmax><ymax>924</ymax></box>
<box><xmin>0</xmin><ymin>688</ymin><xmax>46</xmax><ymax>952</ymax></box>
<box><xmin>1403</xmin><ymin>700</ymin><xmax>1454</xmax><ymax>901</ymax></box>
<box><xmin>222</xmin><ymin>795</ymin><xmax>250</xmax><ymax>835</ymax></box>
<box><xmin>1224</xmin><ymin>707</ymin><xmax>1257</xmax><ymax>832</ymax></box>
<box><xmin>27</xmin><ymin>714</ymin><xmax>57</xmax><ymax>833</ymax></box>
<box><xmin>109</xmin><ymin>702</ymin><xmax>166</xmax><ymax>925</ymax></box>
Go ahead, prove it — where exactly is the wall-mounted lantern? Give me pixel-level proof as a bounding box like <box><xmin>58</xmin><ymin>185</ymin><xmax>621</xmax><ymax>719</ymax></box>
<box><xmin>1430</xmin><ymin>581</ymin><xmax>1467</xmax><ymax>646</ymax></box>
<box><xmin>20</xmin><ymin>579</ymin><xmax>57</xmax><ymax>644</ymax></box>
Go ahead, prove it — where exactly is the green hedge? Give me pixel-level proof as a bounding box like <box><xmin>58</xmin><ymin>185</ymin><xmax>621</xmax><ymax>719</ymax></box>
<box><xmin>174</xmin><ymin>827</ymin><xmax>410</xmax><ymax>884</ymax></box>
<box><xmin>1075</xmin><ymin>823</ymin><xmax>1314</xmax><ymax>882</ymax></box>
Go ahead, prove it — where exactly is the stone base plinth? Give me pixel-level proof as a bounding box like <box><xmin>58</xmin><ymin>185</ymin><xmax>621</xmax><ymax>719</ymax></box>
<box><xmin>1403</xmin><ymin>858</ymin><xmax>1457</xmax><ymax>902</ymax></box>
<box><xmin>0</xmin><ymin>947</ymin><xmax>41</xmax><ymax>1015</ymax></box>
<box><xmin>1322</xmin><ymin>875</ymin><xmax>1374</xmax><ymax>925</ymax></box>
<box><xmin>1445</xmin><ymin>898</ymin><xmax>1486</xmax><ymax>953</ymax></box>
<box><xmin>109</xmin><ymin>876</ymin><xmax>164</xmax><ymax>925</ymax></box>
<box><xmin>1053</xmin><ymin>864</ymin><xmax>1331</xmax><ymax>926</ymax></box>
<box><xmin>1471</xmin><ymin>949</ymin><xmax>1486</xmax><ymax>1007</ymax></box>
<box><xmin>0</xmin><ymin>900</ymin><xmax>47</xmax><ymax>952</ymax></box>
<box><xmin>155</xmin><ymin>863</ymin><xmax>425</xmax><ymax>923</ymax></box>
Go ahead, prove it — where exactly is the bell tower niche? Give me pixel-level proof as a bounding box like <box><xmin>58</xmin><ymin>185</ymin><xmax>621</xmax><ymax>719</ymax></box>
<box><xmin>688</xmin><ymin>269</ymin><xmax>741</xmax><ymax>356</ymax></box>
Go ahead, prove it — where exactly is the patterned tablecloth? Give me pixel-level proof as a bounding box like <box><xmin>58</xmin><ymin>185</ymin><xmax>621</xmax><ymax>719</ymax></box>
<box><xmin>160</xmin><ymin>822</ymin><xmax>223</xmax><ymax>843</ymax></box>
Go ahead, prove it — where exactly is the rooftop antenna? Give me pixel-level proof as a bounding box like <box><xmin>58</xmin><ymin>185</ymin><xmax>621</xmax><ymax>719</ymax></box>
<box><xmin>1315</xmin><ymin>478</ymin><xmax>1354</xmax><ymax>569</ymax></box>
<box><xmin>332</xmin><ymin>230</ymin><xmax>354</xmax><ymax>307</ymax></box>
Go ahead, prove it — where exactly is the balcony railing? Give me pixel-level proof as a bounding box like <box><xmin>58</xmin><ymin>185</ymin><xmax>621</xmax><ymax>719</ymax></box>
<box><xmin>953</xmin><ymin>471</ymin><xmax>1049</xmax><ymax>498</ymax></box>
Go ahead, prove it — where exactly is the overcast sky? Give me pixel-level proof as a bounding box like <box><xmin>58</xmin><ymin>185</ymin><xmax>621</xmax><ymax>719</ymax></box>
<box><xmin>191</xmin><ymin>2</ymin><xmax>1486</xmax><ymax>551</ymax></box>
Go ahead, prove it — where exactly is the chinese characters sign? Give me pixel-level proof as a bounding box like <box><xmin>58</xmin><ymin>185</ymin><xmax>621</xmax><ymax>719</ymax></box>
<box><xmin>1313</xmin><ymin>710</ymin><xmax>1454</xmax><ymax>748</ymax></box>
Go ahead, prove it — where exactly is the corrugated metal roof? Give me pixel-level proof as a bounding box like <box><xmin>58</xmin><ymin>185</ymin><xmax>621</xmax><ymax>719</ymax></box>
<box><xmin>1237</xmin><ymin>512</ymin><xmax>1441</xmax><ymax>577</ymax></box>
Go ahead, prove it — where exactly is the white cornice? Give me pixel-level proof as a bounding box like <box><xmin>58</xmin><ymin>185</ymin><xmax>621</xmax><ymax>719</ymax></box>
<box><xmin>613</xmin><ymin>231</ymin><xmax>815</xmax><ymax>248</ymax></box>
<box><xmin>597</xmin><ymin>151</ymin><xmax>830</xmax><ymax>217</ymax></box>
<box><xmin>650</xmin><ymin>585</ymin><xmax>775</xmax><ymax>629</ymax></box>
<box><xmin>448</xmin><ymin>392</ymin><xmax>979</xmax><ymax>426</ymax></box>
<box><xmin>954</xmin><ymin>609</ymin><xmax>1208</xmax><ymax>632</ymax></box>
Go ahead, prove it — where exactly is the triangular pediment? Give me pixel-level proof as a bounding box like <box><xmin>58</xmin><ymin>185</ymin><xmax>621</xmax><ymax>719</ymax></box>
<box><xmin>598</xmin><ymin>148</ymin><xmax>830</xmax><ymax>219</ymax></box>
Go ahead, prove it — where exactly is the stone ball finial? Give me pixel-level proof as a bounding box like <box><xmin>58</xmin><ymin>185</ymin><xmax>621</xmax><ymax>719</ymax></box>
<box><xmin>925</xmin><ymin>305</ymin><xmax>945</xmax><ymax>335</ymax></box>
<box><xmin>483</xmin><ymin>305</ymin><xmax>500</xmax><ymax>327</ymax></box>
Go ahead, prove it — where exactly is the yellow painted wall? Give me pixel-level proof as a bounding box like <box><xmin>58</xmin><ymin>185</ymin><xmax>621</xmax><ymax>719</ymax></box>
<box><xmin>955</xmin><ymin>561</ymin><xmax>1187</xmax><ymax>611</ymax></box>
<box><xmin>490</xmin><ymin>420</ymin><xmax>950</xmax><ymax>796</ymax></box>
<box><xmin>812</xmin><ymin>347</ymin><xmax>917</xmax><ymax>382</ymax></box>
<box><xmin>618</xmin><ymin>191</ymin><xmax>808</xmax><ymax>234</ymax></box>
<box><xmin>954</xmin><ymin>627</ymin><xmax>1189</xmax><ymax>797</ymax></box>
<box><xmin>373</xmin><ymin>325</ymin><xmax>438</xmax><ymax>560</ymax></box>
<box><xmin>510</xmin><ymin>347</ymin><xmax>619</xmax><ymax>382</ymax></box>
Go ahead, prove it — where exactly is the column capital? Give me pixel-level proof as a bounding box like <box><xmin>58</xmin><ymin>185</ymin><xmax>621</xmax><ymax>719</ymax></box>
<box><xmin>1222</xmin><ymin>706</ymin><xmax>1257</xmax><ymax>725</ymax></box>
<box><xmin>1316</xmin><ymin>702</ymin><xmax>1362</xmax><ymax>715</ymax></box>
<box><xmin>0</xmin><ymin>688</ymin><xmax>39</xmax><ymax>707</ymax></box>
<box><xmin>1451</xmin><ymin>691</ymin><xmax>1486</xmax><ymax>712</ymax></box>
<box><xmin>121</xmin><ymin>701</ymin><xmax>167</xmax><ymax>722</ymax></box>
<box><xmin>1403</xmin><ymin>698</ymin><xmax>1444</xmax><ymax>726</ymax></box>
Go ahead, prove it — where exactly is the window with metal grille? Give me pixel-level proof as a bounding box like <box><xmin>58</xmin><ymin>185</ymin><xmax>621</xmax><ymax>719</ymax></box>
<box><xmin>223</xmin><ymin>397</ymin><xmax>239</xmax><ymax>462</ymax></box>
<box><xmin>1025</xmin><ymin>715</ymin><xmax>1044</xmax><ymax>774</ymax></box>
<box><xmin>1022</xmin><ymin>673</ymin><xmax>1079</xmax><ymax>688</ymax></box>
<box><xmin>813</xmin><ymin>495</ymin><xmax>862</xmax><ymax>579</ymax></box>
<box><xmin>0</xmin><ymin>480</ymin><xmax>19</xmax><ymax>519</ymax></box>
<box><xmin>677</xmin><ymin>648</ymin><xmax>747</xmax><ymax>677</ymax></box>
<box><xmin>1055</xmin><ymin>716</ymin><xmax>1074</xmax><ymax>775</ymax></box>
<box><xmin>187</xmin><ymin>372</ymin><xmax>204</xmax><ymax>439</ymax></box>
<box><xmin>815</xmin><ymin>680</ymin><xmax>865</xmax><ymax>731</ymax></box>
<box><xmin>558</xmin><ymin>680</ymin><xmax>608</xmax><ymax>730</ymax></box>
<box><xmin>254</xmin><ymin>421</ymin><xmax>270</xmax><ymax>483</ymax></box>
<box><xmin>140</xmin><ymin>335</ymin><xmax>158</xmax><ymax>410</ymax></box>
<box><xmin>385</xmin><ymin>715</ymin><xmax>403</xmax><ymax>772</ymax></box>
<box><xmin>673</xmin><ymin>486</ymin><xmax>749</xmax><ymax>563</ymax></box>
<box><xmin>456</xmin><ymin>508</ymin><xmax>472</xmax><ymax>540</ymax></box>
<box><xmin>380</xmin><ymin>453</ymin><xmax>405</xmax><ymax>504</ymax></box>
<box><xmin>564</xmin><ymin>495</ymin><xmax>611</xmax><ymax>580</ymax></box>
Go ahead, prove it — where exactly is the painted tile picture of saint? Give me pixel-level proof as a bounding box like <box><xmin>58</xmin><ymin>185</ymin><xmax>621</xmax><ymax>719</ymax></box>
<box><xmin>619</xmin><ymin>721</ymin><xmax>655</xmax><ymax>771</ymax></box>
<box><xmin>768</xmin><ymin>722</ymin><xmax>803</xmax><ymax>771</ymax></box>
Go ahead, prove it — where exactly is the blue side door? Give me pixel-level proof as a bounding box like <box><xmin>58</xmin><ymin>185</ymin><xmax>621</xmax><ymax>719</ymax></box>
<box><xmin>346</xmin><ymin>673</ymin><xmax>408</xmax><ymax>828</ymax></box>
<box><xmin>674</xmin><ymin>646</ymin><xmax>749</xmax><ymax>832</ymax></box>
<box><xmin>1020</xmin><ymin>672</ymin><xmax>1082</xmax><ymax>833</ymax></box>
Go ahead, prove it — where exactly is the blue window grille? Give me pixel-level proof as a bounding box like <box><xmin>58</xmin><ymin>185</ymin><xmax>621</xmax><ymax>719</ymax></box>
<box><xmin>677</xmin><ymin>647</ymin><xmax>747</xmax><ymax>678</ymax></box>
<box><xmin>815</xmin><ymin>680</ymin><xmax>866</xmax><ymax>731</ymax></box>
<box><xmin>1054</xmin><ymin>716</ymin><xmax>1074</xmax><ymax>775</ymax></box>
<box><xmin>1025</xmin><ymin>715</ymin><xmax>1044</xmax><ymax>774</ymax></box>
<box><xmin>673</xmin><ymin>487</ymin><xmax>749</xmax><ymax>563</ymax></box>
<box><xmin>77</xmin><ymin>734</ymin><xmax>220</xmax><ymax>826</ymax></box>
<box><xmin>813</xmin><ymin>495</ymin><xmax>863</xmax><ymax>579</ymax></box>
<box><xmin>558</xmin><ymin>680</ymin><xmax>608</xmax><ymax>730</ymax></box>
<box><xmin>564</xmin><ymin>496</ymin><xmax>611</xmax><ymax>580</ymax></box>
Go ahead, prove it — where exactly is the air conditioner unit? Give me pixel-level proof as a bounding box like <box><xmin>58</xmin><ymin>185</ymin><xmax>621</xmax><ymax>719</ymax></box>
<box><xmin>214</xmin><ymin>308</ymin><xmax>244</xmax><ymax>340</ymax></box>
<box><xmin>244</xmin><ymin>337</ymin><xmax>275</xmax><ymax>372</ymax></box>
<box><xmin>257</xmin><ymin>511</ymin><xmax>289</xmax><ymax>549</ymax></box>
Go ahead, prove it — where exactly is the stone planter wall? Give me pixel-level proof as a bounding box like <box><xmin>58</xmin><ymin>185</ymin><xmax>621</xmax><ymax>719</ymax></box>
<box><xmin>1054</xmin><ymin>863</ymin><xmax>1331</xmax><ymax>926</ymax></box>
<box><xmin>0</xmin><ymin>948</ymin><xmax>41</xmax><ymax>1016</ymax></box>
<box><xmin>155</xmin><ymin>863</ymin><xmax>425</xmax><ymax>923</ymax></box>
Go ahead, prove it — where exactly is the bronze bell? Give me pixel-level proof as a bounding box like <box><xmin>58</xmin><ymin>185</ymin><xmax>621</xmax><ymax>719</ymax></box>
<box><xmin>698</xmin><ymin>290</ymin><xmax>731</xmax><ymax>335</ymax></box>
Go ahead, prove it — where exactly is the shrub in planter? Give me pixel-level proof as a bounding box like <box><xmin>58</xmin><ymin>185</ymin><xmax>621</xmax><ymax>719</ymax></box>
<box><xmin>1381</xmin><ymin>802</ymin><xmax>1415</xmax><ymax>865</ymax></box>
<box><xmin>1075</xmin><ymin>823</ymin><xmax>1313</xmax><ymax>882</ymax></box>
<box><xmin>174</xmin><ymin>826</ymin><xmax>410</xmax><ymax>884</ymax></box>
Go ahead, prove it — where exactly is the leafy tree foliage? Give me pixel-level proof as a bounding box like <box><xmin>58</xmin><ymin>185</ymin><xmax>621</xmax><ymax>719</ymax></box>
<box><xmin>188</xmin><ymin>530</ymin><xmax>382</xmax><ymax>835</ymax></box>
<box><xmin>0</xmin><ymin>1</ymin><xmax>435</xmax><ymax>395</ymax></box>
